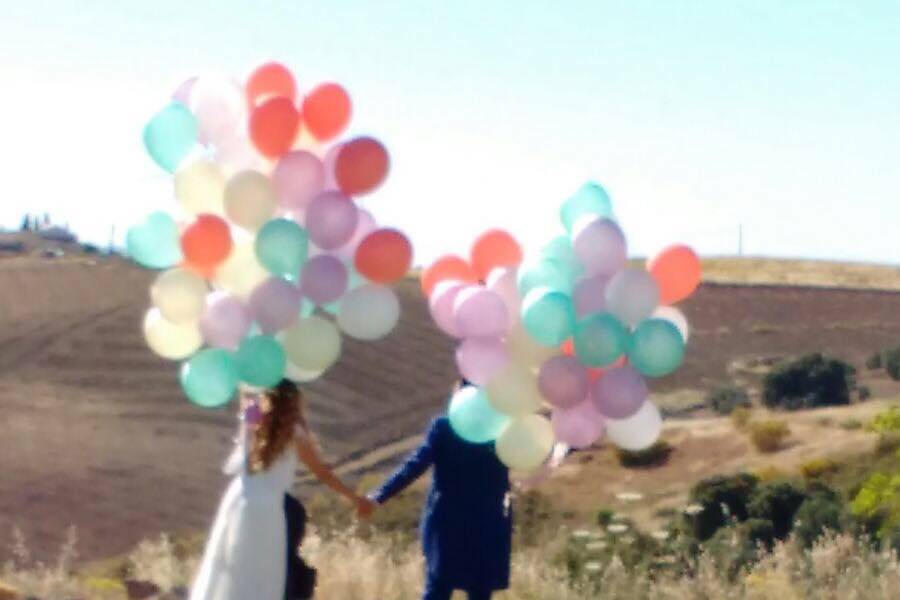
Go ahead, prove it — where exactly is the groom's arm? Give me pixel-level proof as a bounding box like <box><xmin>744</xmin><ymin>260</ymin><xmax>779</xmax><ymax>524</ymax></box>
<box><xmin>371</xmin><ymin>418</ymin><xmax>439</xmax><ymax>504</ymax></box>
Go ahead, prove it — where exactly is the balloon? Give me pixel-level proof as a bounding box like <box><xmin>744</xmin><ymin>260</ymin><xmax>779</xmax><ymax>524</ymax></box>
<box><xmin>143</xmin><ymin>308</ymin><xmax>202</xmax><ymax>360</ymax></box>
<box><xmin>142</xmin><ymin>102</ymin><xmax>197</xmax><ymax>173</ymax></box>
<box><xmin>456</xmin><ymin>337</ymin><xmax>509</xmax><ymax>386</ymax></box>
<box><xmin>470</xmin><ymin>230</ymin><xmax>523</xmax><ymax>281</ymax></box>
<box><xmin>335</xmin><ymin>209</ymin><xmax>376</xmax><ymax>261</ymax></box>
<box><xmin>448</xmin><ymin>386</ymin><xmax>510</xmax><ymax>444</ymax></box>
<box><xmin>181</xmin><ymin>214</ymin><xmax>233</xmax><ymax>274</ymax></box>
<box><xmin>560</xmin><ymin>182</ymin><xmax>613</xmax><ymax>233</ymax></box>
<box><xmin>604</xmin><ymin>400</ymin><xmax>663</xmax><ymax>451</ymax></box>
<box><xmin>573</xmin><ymin>274</ymin><xmax>609</xmax><ymax>318</ymax></box>
<box><xmin>537</xmin><ymin>356</ymin><xmax>589</xmax><ymax>409</ymax></box>
<box><xmin>300</xmin><ymin>254</ymin><xmax>348</xmax><ymax>305</ymax></box>
<box><xmin>224</xmin><ymin>170</ymin><xmax>277</xmax><ymax>231</ymax></box>
<box><xmin>248</xmin><ymin>277</ymin><xmax>302</xmax><ymax>334</ymax></box>
<box><xmin>174</xmin><ymin>159</ymin><xmax>225</xmax><ymax>216</ymax></box>
<box><xmin>321</xmin><ymin>142</ymin><xmax>342</xmax><ymax>191</ymax></box>
<box><xmin>605</xmin><ymin>269</ymin><xmax>660</xmax><ymax>326</ymax></box>
<box><xmin>284</xmin><ymin>361</ymin><xmax>324</xmax><ymax>383</ymax></box>
<box><xmin>552</xmin><ymin>400</ymin><xmax>604</xmax><ymax>449</ymax></box>
<box><xmin>573</xmin><ymin>313</ymin><xmax>629</xmax><ymax>367</ymax></box>
<box><xmin>214</xmin><ymin>242</ymin><xmax>269</xmax><ymax>298</ymax></box>
<box><xmin>453</xmin><ymin>287</ymin><xmax>509</xmax><ymax>339</ymax></box>
<box><xmin>282</xmin><ymin>315</ymin><xmax>342</xmax><ymax>372</ymax></box>
<box><xmin>627</xmin><ymin>318</ymin><xmax>685</xmax><ymax>377</ymax></box>
<box><xmin>126</xmin><ymin>212</ymin><xmax>182</xmax><ymax>269</ymax></box>
<box><xmin>200</xmin><ymin>292</ymin><xmax>252</xmax><ymax>350</ymax></box>
<box><xmin>271</xmin><ymin>151</ymin><xmax>325</xmax><ymax>213</ymax></box>
<box><xmin>486</xmin><ymin>362</ymin><xmax>543</xmax><ymax>417</ymax></box>
<box><xmin>486</xmin><ymin>267</ymin><xmax>521</xmax><ymax>331</ymax></box>
<box><xmin>255</xmin><ymin>218</ymin><xmax>309</xmax><ymax>278</ymax></box>
<box><xmin>354</xmin><ymin>228</ymin><xmax>413</xmax><ymax>284</ymax></box>
<box><xmin>303</xmin><ymin>83</ymin><xmax>352</xmax><ymax>141</ymax></box>
<box><xmin>572</xmin><ymin>216</ymin><xmax>627</xmax><ymax>277</ymax></box>
<box><xmin>428</xmin><ymin>280</ymin><xmax>466</xmax><ymax>337</ymax></box>
<box><xmin>249</xmin><ymin>97</ymin><xmax>301</xmax><ymax>159</ymax></box>
<box><xmin>235</xmin><ymin>335</ymin><xmax>286</xmax><ymax>387</ymax></box>
<box><xmin>521</xmin><ymin>288</ymin><xmax>576</xmax><ymax>347</ymax></box>
<box><xmin>151</xmin><ymin>268</ymin><xmax>208</xmax><ymax>324</ymax></box>
<box><xmin>172</xmin><ymin>76</ymin><xmax>197</xmax><ymax>105</ymax></box>
<box><xmin>190</xmin><ymin>74</ymin><xmax>246</xmax><ymax>147</ymax></box>
<box><xmin>215</xmin><ymin>134</ymin><xmax>263</xmax><ymax>175</ymax></box>
<box><xmin>305</xmin><ymin>191</ymin><xmax>358</xmax><ymax>250</ymax></box>
<box><xmin>592</xmin><ymin>365</ymin><xmax>648</xmax><ymax>419</ymax></box>
<box><xmin>648</xmin><ymin>245</ymin><xmax>702</xmax><ymax>305</ymax></box>
<box><xmin>180</xmin><ymin>348</ymin><xmax>239</xmax><ymax>408</ymax></box>
<box><xmin>652</xmin><ymin>306</ymin><xmax>690</xmax><ymax>343</ymax></box>
<box><xmin>496</xmin><ymin>415</ymin><xmax>555</xmax><ymax>471</ymax></box>
<box><xmin>506</xmin><ymin>324</ymin><xmax>557</xmax><ymax>370</ymax></box>
<box><xmin>334</xmin><ymin>137</ymin><xmax>389</xmax><ymax>195</ymax></box>
<box><xmin>541</xmin><ymin>235</ymin><xmax>578</xmax><ymax>264</ymax></box>
<box><xmin>517</xmin><ymin>258</ymin><xmax>577</xmax><ymax>296</ymax></box>
<box><xmin>421</xmin><ymin>255</ymin><xmax>477</xmax><ymax>296</ymax></box>
<box><xmin>337</xmin><ymin>284</ymin><xmax>400</xmax><ymax>340</ymax></box>
<box><xmin>246</xmin><ymin>62</ymin><xmax>297</xmax><ymax>106</ymax></box>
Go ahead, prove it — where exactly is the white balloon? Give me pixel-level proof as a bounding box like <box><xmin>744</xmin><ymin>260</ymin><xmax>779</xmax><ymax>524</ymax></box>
<box><xmin>652</xmin><ymin>306</ymin><xmax>690</xmax><ymax>342</ymax></box>
<box><xmin>151</xmin><ymin>268</ymin><xmax>208</xmax><ymax>324</ymax></box>
<box><xmin>486</xmin><ymin>267</ymin><xmax>521</xmax><ymax>330</ymax></box>
<box><xmin>143</xmin><ymin>308</ymin><xmax>202</xmax><ymax>360</ymax></box>
<box><xmin>606</xmin><ymin>269</ymin><xmax>660</xmax><ymax>326</ymax></box>
<box><xmin>604</xmin><ymin>400</ymin><xmax>663</xmax><ymax>451</ymax></box>
<box><xmin>190</xmin><ymin>74</ymin><xmax>246</xmax><ymax>148</ymax></box>
<box><xmin>496</xmin><ymin>414</ymin><xmax>556</xmax><ymax>471</ymax></box>
<box><xmin>338</xmin><ymin>285</ymin><xmax>400</xmax><ymax>340</ymax></box>
<box><xmin>174</xmin><ymin>159</ymin><xmax>226</xmax><ymax>216</ymax></box>
<box><xmin>214</xmin><ymin>242</ymin><xmax>269</xmax><ymax>299</ymax></box>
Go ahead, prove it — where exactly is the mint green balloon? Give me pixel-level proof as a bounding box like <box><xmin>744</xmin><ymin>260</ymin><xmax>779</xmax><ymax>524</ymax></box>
<box><xmin>628</xmin><ymin>318</ymin><xmax>685</xmax><ymax>378</ymax></box>
<box><xmin>143</xmin><ymin>102</ymin><xmax>197</xmax><ymax>173</ymax></box>
<box><xmin>522</xmin><ymin>288</ymin><xmax>576</xmax><ymax>347</ymax></box>
<box><xmin>560</xmin><ymin>182</ymin><xmax>613</xmax><ymax>232</ymax></box>
<box><xmin>299</xmin><ymin>299</ymin><xmax>316</xmax><ymax>318</ymax></box>
<box><xmin>256</xmin><ymin>219</ymin><xmax>309</xmax><ymax>279</ymax></box>
<box><xmin>236</xmin><ymin>335</ymin><xmax>286</xmax><ymax>387</ymax></box>
<box><xmin>518</xmin><ymin>258</ymin><xmax>578</xmax><ymax>296</ymax></box>
<box><xmin>180</xmin><ymin>348</ymin><xmax>239</xmax><ymax>408</ymax></box>
<box><xmin>126</xmin><ymin>212</ymin><xmax>183</xmax><ymax>269</ymax></box>
<box><xmin>574</xmin><ymin>313</ymin><xmax>629</xmax><ymax>367</ymax></box>
<box><xmin>541</xmin><ymin>235</ymin><xmax>578</xmax><ymax>264</ymax></box>
<box><xmin>448</xmin><ymin>386</ymin><xmax>510</xmax><ymax>444</ymax></box>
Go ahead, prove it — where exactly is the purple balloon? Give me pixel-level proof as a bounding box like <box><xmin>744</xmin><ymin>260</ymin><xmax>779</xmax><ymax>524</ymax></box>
<box><xmin>591</xmin><ymin>364</ymin><xmax>648</xmax><ymax>419</ymax></box>
<box><xmin>248</xmin><ymin>278</ymin><xmax>302</xmax><ymax>334</ymax></box>
<box><xmin>172</xmin><ymin>76</ymin><xmax>197</xmax><ymax>106</ymax></box>
<box><xmin>272</xmin><ymin>151</ymin><xmax>325</xmax><ymax>212</ymax></box>
<box><xmin>552</xmin><ymin>399</ymin><xmax>605</xmax><ymax>449</ymax></box>
<box><xmin>538</xmin><ymin>355</ymin><xmax>590</xmax><ymax>409</ymax></box>
<box><xmin>300</xmin><ymin>254</ymin><xmax>348</xmax><ymax>305</ymax></box>
<box><xmin>456</xmin><ymin>337</ymin><xmax>510</xmax><ymax>386</ymax></box>
<box><xmin>453</xmin><ymin>287</ymin><xmax>509</xmax><ymax>339</ymax></box>
<box><xmin>200</xmin><ymin>292</ymin><xmax>252</xmax><ymax>350</ymax></box>
<box><xmin>429</xmin><ymin>281</ymin><xmax>465</xmax><ymax>337</ymax></box>
<box><xmin>335</xmin><ymin>209</ymin><xmax>376</xmax><ymax>261</ymax></box>
<box><xmin>305</xmin><ymin>191</ymin><xmax>359</xmax><ymax>250</ymax></box>
<box><xmin>572</xmin><ymin>216</ymin><xmax>627</xmax><ymax>276</ymax></box>
<box><xmin>573</xmin><ymin>274</ymin><xmax>610</xmax><ymax>318</ymax></box>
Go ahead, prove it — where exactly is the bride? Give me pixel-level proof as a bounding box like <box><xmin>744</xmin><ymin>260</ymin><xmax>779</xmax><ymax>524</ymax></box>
<box><xmin>190</xmin><ymin>379</ymin><xmax>373</xmax><ymax>600</ymax></box>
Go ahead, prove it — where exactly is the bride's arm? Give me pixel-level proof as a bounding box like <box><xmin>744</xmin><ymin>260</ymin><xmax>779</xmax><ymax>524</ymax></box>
<box><xmin>295</xmin><ymin>435</ymin><xmax>359</xmax><ymax>505</ymax></box>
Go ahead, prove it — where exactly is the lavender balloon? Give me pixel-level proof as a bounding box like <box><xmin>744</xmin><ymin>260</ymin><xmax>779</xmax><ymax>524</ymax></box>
<box><xmin>552</xmin><ymin>399</ymin><xmax>605</xmax><ymax>449</ymax></box>
<box><xmin>172</xmin><ymin>76</ymin><xmax>197</xmax><ymax>105</ymax></box>
<box><xmin>573</xmin><ymin>274</ymin><xmax>610</xmax><ymax>318</ymax></box>
<box><xmin>335</xmin><ymin>209</ymin><xmax>376</xmax><ymax>261</ymax></box>
<box><xmin>606</xmin><ymin>269</ymin><xmax>660</xmax><ymax>326</ymax></box>
<box><xmin>572</xmin><ymin>216</ymin><xmax>627</xmax><ymax>276</ymax></box>
<box><xmin>272</xmin><ymin>151</ymin><xmax>325</xmax><ymax>212</ymax></box>
<box><xmin>200</xmin><ymin>291</ymin><xmax>252</xmax><ymax>350</ymax></box>
<box><xmin>453</xmin><ymin>287</ymin><xmax>509</xmax><ymax>339</ymax></box>
<box><xmin>300</xmin><ymin>254</ymin><xmax>348</xmax><ymax>305</ymax></box>
<box><xmin>456</xmin><ymin>337</ymin><xmax>510</xmax><ymax>386</ymax></box>
<box><xmin>429</xmin><ymin>281</ymin><xmax>465</xmax><ymax>337</ymax></box>
<box><xmin>305</xmin><ymin>190</ymin><xmax>359</xmax><ymax>250</ymax></box>
<box><xmin>538</xmin><ymin>355</ymin><xmax>590</xmax><ymax>409</ymax></box>
<box><xmin>486</xmin><ymin>267</ymin><xmax>520</xmax><ymax>330</ymax></box>
<box><xmin>248</xmin><ymin>278</ymin><xmax>302</xmax><ymax>334</ymax></box>
<box><xmin>591</xmin><ymin>364</ymin><xmax>649</xmax><ymax>419</ymax></box>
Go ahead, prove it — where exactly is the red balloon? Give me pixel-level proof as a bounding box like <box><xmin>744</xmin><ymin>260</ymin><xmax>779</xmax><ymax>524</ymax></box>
<box><xmin>249</xmin><ymin>97</ymin><xmax>301</xmax><ymax>159</ymax></box>
<box><xmin>421</xmin><ymin>255</ymin><xmax>477</xmax><ymax>297</ymax></box>
<box><xmin>303</xmin><ymin>83</ymin><xmax>352</xmax><ymax>141</ymax></box>
<box><xmin>335</xmin><ymin>137</ymin><xmax>389</xmax><ymax>195</ymax></box>
<box><xmin>470</xmin><ymin>229</ymin><xmax>523</xmax><ymax>280</ymax></box>
<box><xmin>355</xmin><ymin>229</ymin><xmax>413</xmax><ymax>284</ymax></box>
<box><xmin>246</xmin><ymin>62</ymin><xmax>297</xmax><ymax>107</ymax></box>
<box><xmin>181</xmin><ymin>214</ymin><xmax>233</xmax><ymax>274</ymax></box>
<box><xmin>648</xmin><ymin>244</ymin><xmax>702</xmax><ymax>304</ymax></box>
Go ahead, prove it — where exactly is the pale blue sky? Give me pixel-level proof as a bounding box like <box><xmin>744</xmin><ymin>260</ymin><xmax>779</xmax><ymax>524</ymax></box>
<box><xmin>1</xmin><ymin>1</ymin><xmax>898</xmax><ymax>264</ymax></box>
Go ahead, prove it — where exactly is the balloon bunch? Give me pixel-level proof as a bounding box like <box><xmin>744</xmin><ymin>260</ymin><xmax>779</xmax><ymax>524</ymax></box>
<box><xmin>130</xmin><ymin>62</ymin><xmax>412</xmax><ymax>408</ymax></box>
<box><xmin>422</xmin><ymin>183</ymin><xmax>700</xmax><ymax>471</ymax></box>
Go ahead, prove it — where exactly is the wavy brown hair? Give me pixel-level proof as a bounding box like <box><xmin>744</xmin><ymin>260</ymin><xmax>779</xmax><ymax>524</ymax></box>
<box><xmin>244</xmin><ymin>379</ymin><xmax>309</xmax><ymax>474</ymax></box>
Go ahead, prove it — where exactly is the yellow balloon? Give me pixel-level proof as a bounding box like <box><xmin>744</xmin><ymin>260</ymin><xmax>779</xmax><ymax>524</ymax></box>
<box><xmin>150</xmin><ymin>268</ymin><xmax>208</xmax><ymax>323</ymax></box>
<box><xmin>224</xmin><ymin>170</ymin><xmax>277</xmax><ymax>231</ymax></box>
<box><xmin>282</xmin><ymin>316</ymin><xmax>342</xmax><ymax>372</ymax></box>
<box><xmin>174</xmin><ymin>159</ymin><xmax>226</xmax><ymax>215</ymax></box>
<box><xmin>213</xmin><ymin>242</ymin><xmax>269</xmax><ymax>299</ymax></box>
<box><xmin>506</xmin><ymin>325</ymin><xmax>557</xmax><ymax>371</ymax></box>
<box><xmin>143</xmin><ymin>308</ymin><xmax>202</xmax><ymax>360</ymax></box>
<box><xmin>496</xmin><ymin>414</ymin><xmax>555</xmax><ymax>471</ymax></box>
<box><xmin>486</xmin><ymin>362</ymin><xmax>544</xmax><ymax>416</ymax></box>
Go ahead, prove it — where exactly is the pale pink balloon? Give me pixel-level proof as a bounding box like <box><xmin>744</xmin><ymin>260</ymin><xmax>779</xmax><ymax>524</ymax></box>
<box><xmin>300</xmin><ymin>254</ymin><xmax>348</xmax><ymax>305</ymax></box>
<box><xmin>200</xmin><ymin>291</ymin><xmax>251</xmax><ymax>350</ymax></box>
<box><xmin>591</xmin><ymin>364</ymin><xmax>648</xmax><ymax>419</ymax></box>
<box><xmin>429</xmin><ymin>281</ymin><xmax>465</xmax><ymax>337</ymax></box>
<box><xmin>272</xmin><ymin>151</ymin><xmax>326</xmax><ymax>212</ymax></box>
<box><xmin>455</xmin><ymin>337</ymin><xmax>510</xmax><ymax>386</ymax></box>
<box><xmin>538</xmin><ymin>355</ymin><xmax>590</xmax><ymax>409</ymax></box>
<box><xmin>172</xmin><ymin>76</ymin><xmax>197</xmax><ymax>105</ymax></box>
<box><xmin>572</xmin><ymin>216</ymin><xmax>627</xmax><ymax>276</ymax></box>
<box><xmin>248</xmin><ymin>278</ymin><xmax>302</xmax><ymax>334</ymax></box>
<box><xmin>486</xmin><ymin>267</ymin><xmax>520</xmax><ymax>330</ymax></box>
<box><xmin>552</xmin><ymin>399</ymin><xmax>605</xmax><ymax>449</ymax></box>
<box><xmin>322</xmin><ymin>143</ymin><xmax>342</xmax><ymax>191</ymax></box>
<box><xmin>305</xmin><ymin>191</ymin><xmax>359</xmax><ymax>250</ymax></box>
<box><xmin>335</xmin><ymin>209</ymin><xmax>376</xmax><ymax>260</ymax></box>
<box><xmin>453</xmin><ymin>287</ymin><xmax>509</xmax><ymax>339</ymax></box>
<box><xmin>573</xmin><ymin>274</ymin><xmax>610</xmax><ymax>318</ymax></box>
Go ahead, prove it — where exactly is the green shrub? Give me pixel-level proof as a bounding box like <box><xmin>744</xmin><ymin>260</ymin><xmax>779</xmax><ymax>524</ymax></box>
<box><xmin>687</xmin><ymin>474</ymin><xmax>759</xmax><ymax>541</ymax></box>
<box><xmin>749</xmin><ymin>419</ymin><xmax>791</xmax><ymax>453</ymax></box>
<box><xmin>706</xmin><ymin>384</ymin><xmax>751</xmax><ymax>416</ymax></box>
<box><xmin>703</xmin><ymin>521</ymin><xmax>770</xmax><ymax>580</ymax></box>
<box><xmin>731</xmin><ymin>406</ymin><xmax>752</xmax><ymax>430</ymax></box>
<box><xmin>858</xmin><ymin>385</ymin><xmax>873</xmax><ymax>401</ymax></box>
<box><xmin>851</xmin><ymin>472</ymin><xmax>900</xmax><ymax>539</ymax></box>
<box><xmin>840</xmin><ymin>418</ymin><xmax>863</xmax><ymax>430</ymax></box>
<box><xmin>866</xmin><ymin>352</ymin><xmax>884</xmax><ymax>370</ymax></box>
<box><xmin>794</xmin><ymin>489</ymin><xmax>846</xmax><ymax>547</ymax></box>
<box><xmin>875</xmin><ymin>432</ymin><xmax>900</xmax><ymax>457</ymax></box>
<box><xmin>800</xmin><ymin>458</ymin><xmax>840</xmax><ymax>480</ymax></box>
<box><xmin>616</xmin><ymin>440</ymin><xmax>673</xmax><ymax>468</ymax></box>
<box><xmin>748</xmin><ymin>481</ymin><xmax>808</xmax><ymax>540</ymax></box>
<box><xmin>762</xmin><ymin>353</ymin><xmax>856</xmax><ymax>410</ymax></box>
<box><xmin>596</xmin><ymin>507</ymin><xmax>615</xmax><ymax>527</ymax></box>
<box><xmin>885</xmin><ymin>347</ymin><xmax>900</xmax><ymax>381</ymax></box>
<box><xmin>869</xmin><ymin>406</ymin><xmax>900</xmax><ymax>433</ymax></box>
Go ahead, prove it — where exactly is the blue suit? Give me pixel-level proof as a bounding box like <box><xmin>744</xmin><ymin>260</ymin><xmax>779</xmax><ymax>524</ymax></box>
<box><xmin>373</xmin><ymin>416</ymin><xmax>511</xmax><ymax>599</ymax></box>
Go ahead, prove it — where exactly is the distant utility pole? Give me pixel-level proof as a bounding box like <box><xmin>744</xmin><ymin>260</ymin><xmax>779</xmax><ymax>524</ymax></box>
<box><xmin>109</xmin><ymin>225</ymin><xmax>116</xmax><ymax>253</ymax></box>
<box><xmin>738</xmin><ymin>223</ymin><xmax>744</xmax><ymax>256</ymax></box>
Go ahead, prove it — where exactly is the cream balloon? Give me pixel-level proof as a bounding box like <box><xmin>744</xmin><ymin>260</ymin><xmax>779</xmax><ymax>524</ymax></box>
<box><xmin>213</xmin><ymin>242</ymin><xmax>269</xmax><ymax>299</ymax></box>
<box><xmin>486</xmin><ymin>362</ymin><xmax>544</xmax><ymax>417</ymax></box>
<box><xmin>284</xmin><ymin>361</ymin><xmax>325</xmax><ymax>382</ymax></box>
<box><xmin>506</xmin><ymin>325</ymin><xmax>557</xmax><ymax>371</ymax></box>
<box><xmin>282</xmin><ymin>315</ymin><xmax>342</xmax><ymax>372</ymax></box>
<box><xmin>496</xmin><ymin>414</ymin><xmax>556</xmax><ymax>471</ymax></box>
<box><xmin>604</xmin><ymin>400</ymin><xmax>663</xmax><ymax>451</ymax></box>
<box><xmin>337</xmin><ymin>284</ymin><xmax>400</xmax><ymax>340</ymax></box>
<box><xmin>174</xmin><ymin>159</ymin><xmax>226</xmax><ymax>215</ymax></box>
<box><xmin>143</xmin><ymin>308</ymin><xmax>202</xmax><ymax>360</ymax></box>
<box><xmin>150</xmin><ymin>268</ymin><xmax>208</xmax><ymax>323</ymax></box>
<box><xmin>652</xmin><ymin>306</ymin><xmax>690</xmax><ymax>342</ymax></box>
<box><xmin>224</xmin><ymin>170</ymin><xmax>277</xmax><ymax>231</ymax></box>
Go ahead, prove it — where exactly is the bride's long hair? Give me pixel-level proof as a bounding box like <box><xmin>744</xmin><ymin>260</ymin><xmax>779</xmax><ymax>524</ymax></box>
<box><xmin>242</xmin><ymin>379</ymin><xmax>309</xmax><ymax>473</ymax></box>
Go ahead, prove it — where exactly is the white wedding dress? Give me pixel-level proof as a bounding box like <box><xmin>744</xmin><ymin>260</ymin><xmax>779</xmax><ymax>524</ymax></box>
<box><xmin>190</xmin><ymin>425</ymin><xmax>301</xmax><ymax>600</ymax></box>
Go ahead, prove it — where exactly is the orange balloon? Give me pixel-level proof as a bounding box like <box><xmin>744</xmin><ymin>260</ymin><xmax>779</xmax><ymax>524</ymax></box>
<box><xmin>588</xmin><ymin>367</ymin><xmax>604</xmax><ymax>382</ymax></box>
<box><xmin>181</xmin><ymin>214</ymin><xmax>233</xmax><ymax>274</ymax></box>
<box><xmin>303</xmin><ymin>83</ymin><xmax>352</xmax><ymax>141</ymax></box>
<box><xmin>246</xmin><ymin>62</ymin><xmax>297</xmax><ymax>107</ymax></box>
<box><xmin>421</xmin><ymin>255</ymin><xmax>477</xmax><ymax>296</ymax></box>
<box><xmin>648</xmin><ymin>244</ymin><xmax>702</xmax><ymax>304</ymax></box>
<box><xmin>355</xmin><ymin>229</ymin><xmax>413</xmax><ymax>284</ymax></box>
<box><xmin>335</xmin><ymin>137</ymin><xmax>389</xmax><ymax>196</ymax></box>
<box><xmin>249</xmin><ymin>97</ymin><xmax>301</xmax><ymax>159</ymax></box>
<box><xmin>560</xmin><ymin>338</ymin><xmax>574</xmax><ymax>356</ymax></box>
<box><xmin>470</xmin><ymin>229</ymin><xmax>523</xmax><ymax>280</ymax></box>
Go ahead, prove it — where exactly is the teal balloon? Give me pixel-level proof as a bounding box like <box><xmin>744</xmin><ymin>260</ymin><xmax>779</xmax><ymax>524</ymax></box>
<box><xmin>448</xmin><ymin>386</ymin><xmax>510</xmax><ymax>444</ymax></box>
<box><xmin>180</xmin><ymin>348</ymin><xmax>239</xmax><ymax>408</ymax></box>
<box><xmin>541</xmin><ymin>235</ymin><xmax>578</xmax><ymax>265</ymax></box>
<box><xmin>521</xmin><ymin>288</ymin><xmax>576</xmax><ymax>347</ymax></box>
<box><xmin>574</xmin><ymin>313</ymin><xmax>629</xmax><ymax>367</ymax></box>
<box><xmin>143</xmin><ymin>102</ymin><xmax>197</xmax><ymax>173</ymax></box>
<box><xmin>628</xmin><ymin>318</ymin><xmax>686</xmax><ymax>378</ymax></box>
<box><xmin>236</xmin><ymin>335</ymin><xmax>286</xmax><ymax>387</ymax></box>
<box><xmin>560</xmin><ymin>182</ymin><xmax>613</xmax><ymax>232</ymax></box>
<box><xmin>126</xmin><ymin>212</ymin><xmax>183</xmax><ymax>269</ymax></box>
<box><xmin>518</xmin><ymin>258</ymin><xmax>578</xmax><ymax>296</ymax></box>
<box><xmin>256</xmin><ymin>219</ymin><xmax>309</xmax><ymax>278</ymax></box>
<box><xmin>299</xmin><ymin>299</ymin><xmax>316</xmax><ymax>318</ymax></box>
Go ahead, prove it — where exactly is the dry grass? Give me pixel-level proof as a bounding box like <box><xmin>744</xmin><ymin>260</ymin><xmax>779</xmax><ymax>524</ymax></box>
<box><xmin>700</xmin><ymin>257</ymin><xmax>900</xmax><ymax>290</ymax></box>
